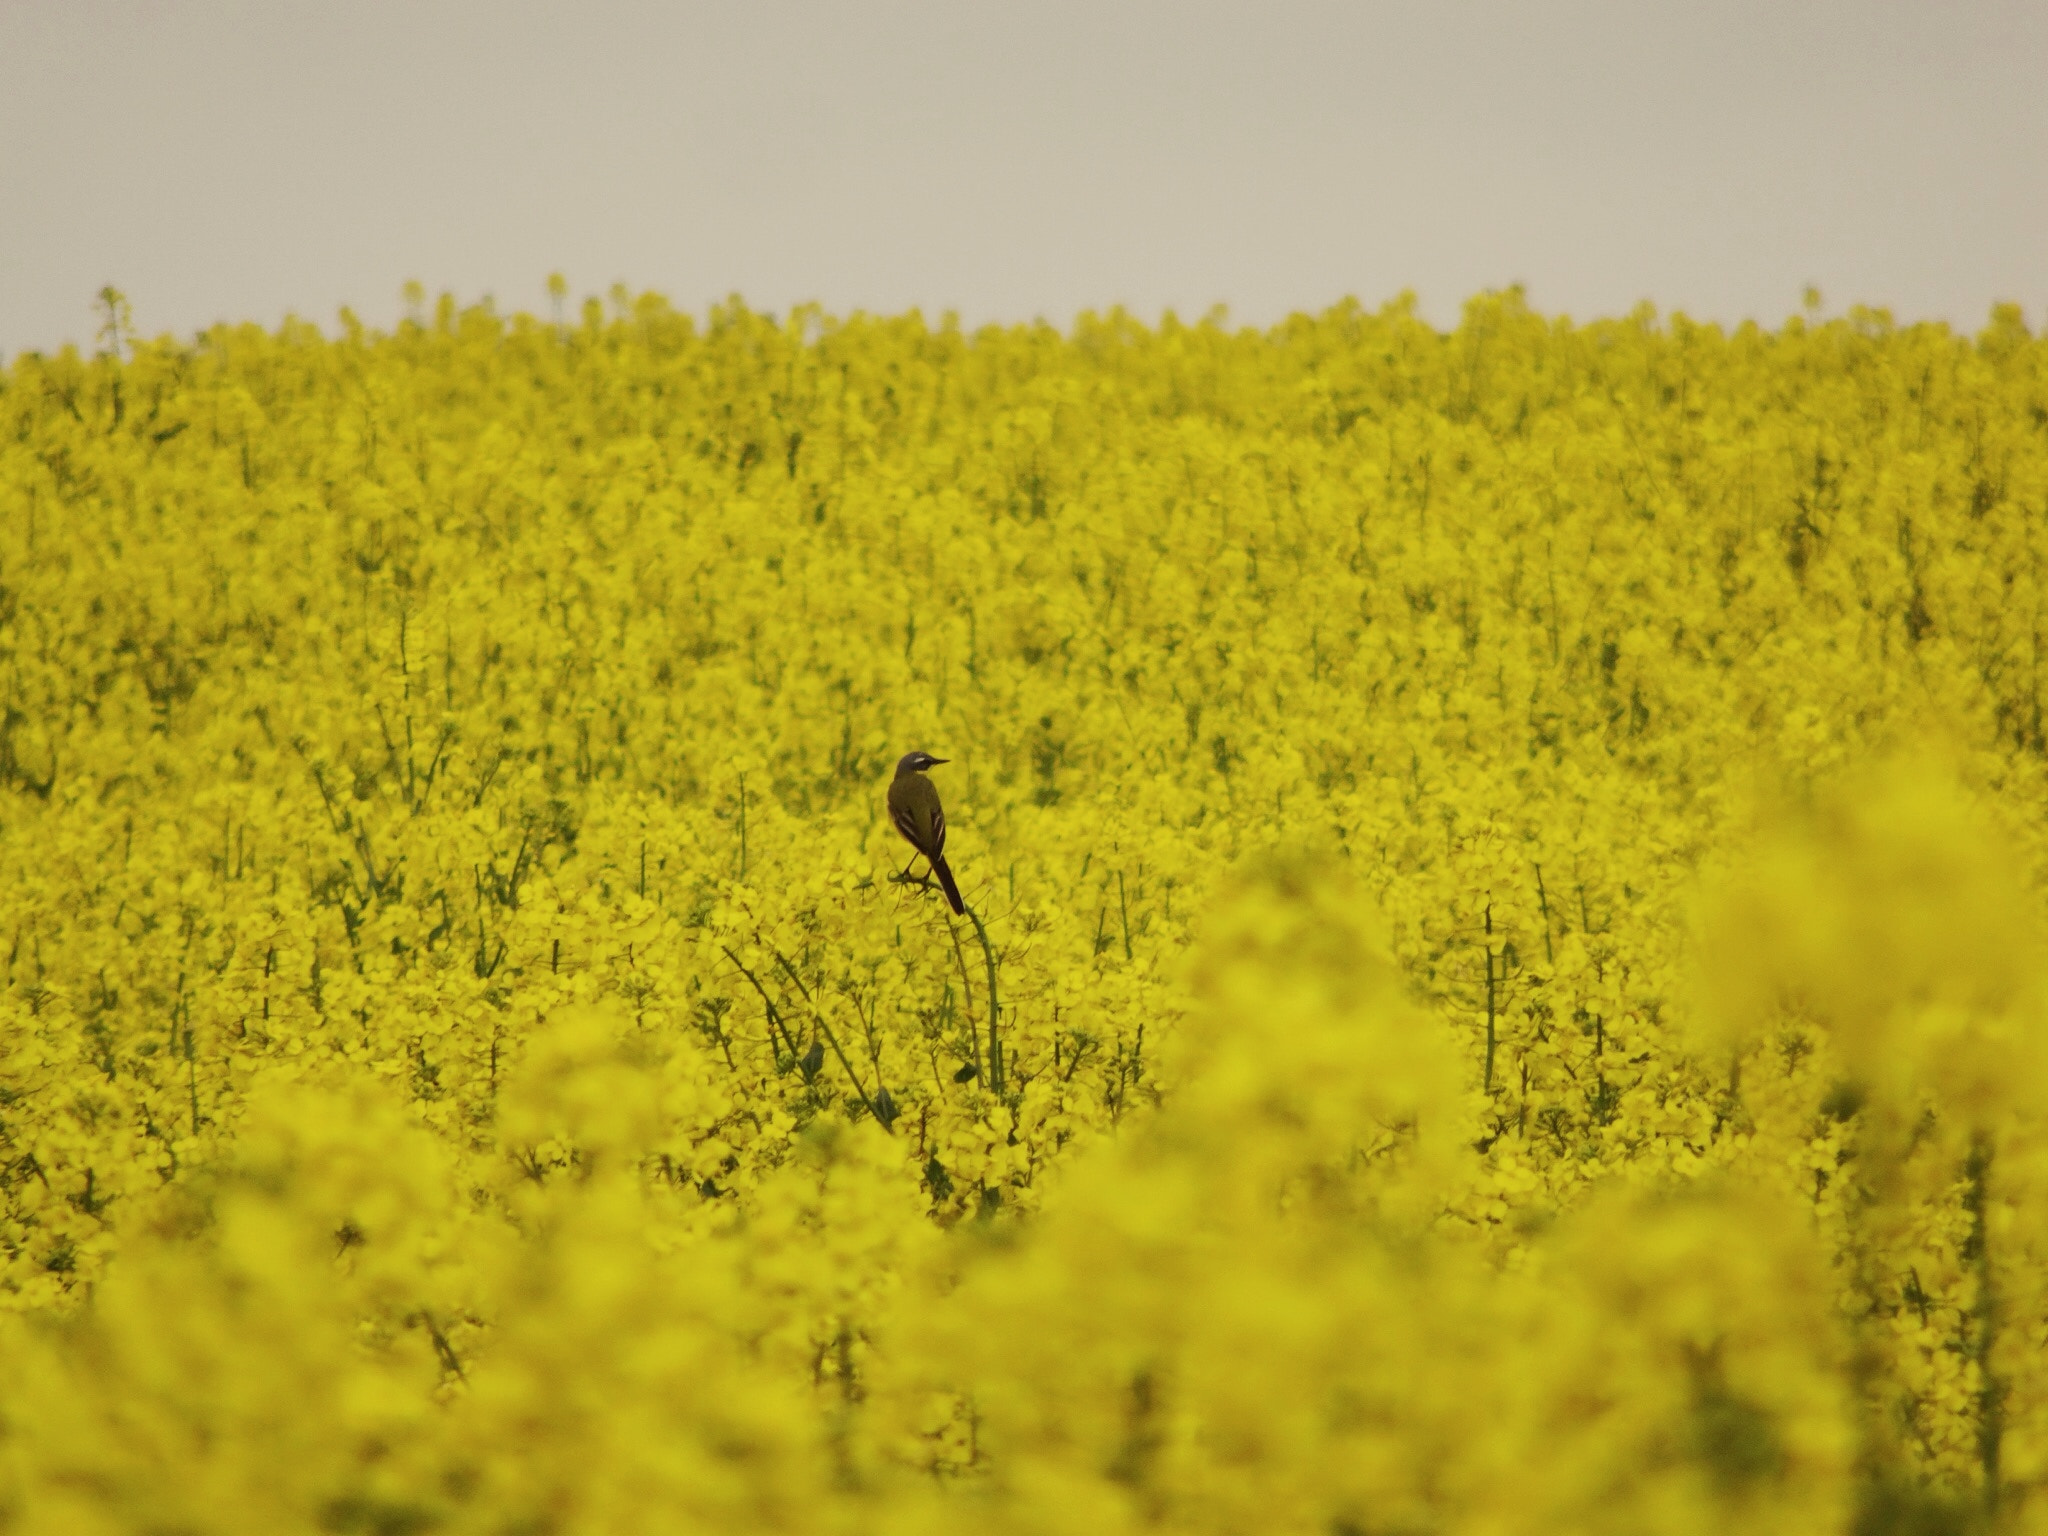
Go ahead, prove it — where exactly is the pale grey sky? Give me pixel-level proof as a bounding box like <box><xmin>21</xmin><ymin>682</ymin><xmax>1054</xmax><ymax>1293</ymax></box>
<box><xmin>3</xmin><ymin>0</ymin><xmax>2043</xmax><ymax>354</ymax></box>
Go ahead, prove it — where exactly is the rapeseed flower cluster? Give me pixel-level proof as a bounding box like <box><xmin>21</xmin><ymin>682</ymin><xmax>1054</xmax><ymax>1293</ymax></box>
<box><xmin>1</xmin><ymin>286</ymin><xmax>2045</xmax><ymax>1532</ymax></box>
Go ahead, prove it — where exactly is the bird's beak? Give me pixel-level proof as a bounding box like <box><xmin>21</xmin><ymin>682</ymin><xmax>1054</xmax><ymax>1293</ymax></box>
<box><xmin>928</xmin><ymin>757</ymin><xmax>949</xmax><ymax>766</ymax></box>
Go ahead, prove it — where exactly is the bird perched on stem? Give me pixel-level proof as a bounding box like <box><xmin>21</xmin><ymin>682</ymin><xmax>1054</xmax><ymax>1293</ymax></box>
<box><xmin>887</xmin><ymin>750</ymin><xmax>964</xmax><ymax>914</ymax></box>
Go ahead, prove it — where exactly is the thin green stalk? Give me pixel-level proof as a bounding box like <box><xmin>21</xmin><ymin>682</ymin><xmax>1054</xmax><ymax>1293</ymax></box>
<box><xmin>1964</xmin><ymin>1131</ymin><xmax>2003</xmax><ymax>1513</ymax></box>
<box><xmin>945</xmin><ymin>921</ymin><xmax>980</xmax><ymax>1083</ymax></box>
<box><xmin>1481</xmin><ymin>903</ymin><xmax>1498</xmax><ymax>1095</ymax></box>
<box><xmin>773</xmin><ymin>949</ymin><xmax>892</xmax><ymax>1132</ymax></box>
<box><xmin>959</xmin><ymin>901</ymin><xmax>1004</xmax><ymax>1095</ymax></box>
<box><xmin>720</xmin><ymin>945</ymin><xmax>804</xmax><ymax>1063</ymax></box>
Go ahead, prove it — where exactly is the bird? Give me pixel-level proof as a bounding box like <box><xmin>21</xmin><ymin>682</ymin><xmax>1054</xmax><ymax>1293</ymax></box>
<box><xmin>887</xmin><ymin>750</ymin><xmax>965</xmax><ymax>914</ymax></box>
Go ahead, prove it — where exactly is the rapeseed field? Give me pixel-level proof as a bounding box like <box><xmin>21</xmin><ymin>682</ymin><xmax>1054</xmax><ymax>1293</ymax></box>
<box><xmin>2</xmin><ymin>285</ymin><xmax>2046</xmax><ymax>1533</ymax></box>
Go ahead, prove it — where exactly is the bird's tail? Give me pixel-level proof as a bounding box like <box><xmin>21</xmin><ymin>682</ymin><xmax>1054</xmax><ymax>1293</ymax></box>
<box><xmin>930</xmin><ymin>851</ymin><xmax>966</xmax><ymax>915</ymax></box>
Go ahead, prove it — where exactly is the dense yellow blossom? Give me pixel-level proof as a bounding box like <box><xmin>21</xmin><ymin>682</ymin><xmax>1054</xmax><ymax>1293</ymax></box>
<box><xmin>1</xmin><ymin>287</ymin><xmax>2045</xmax><ymax>1532</ymax></box>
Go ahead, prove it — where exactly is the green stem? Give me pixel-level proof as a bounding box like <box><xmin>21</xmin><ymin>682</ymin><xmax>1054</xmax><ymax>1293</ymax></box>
<box><xmin>945</xmin><ymin>923</ymin><xmax>980</xmax><ymax>1081</ymax></box>
<box><xmin>720</xmin><ymin>945</ymin><xmax>804</xmax><ymax>1063</ymax></box>
<box><xmin>773</xmin><ymin>949</ymin><xmax>891</xmax><ymax>1132</ymax></box>
<box><xmin>961</xmin><ymin>902</ymin><xmax>1003</xmax><ymax>1095</ymax></box>
<box><xmin>1964</xmin><ymin>1130</ymin><xmax>2003</xmax><ymax>1512</ymax></box>
<box><xmin>1481</xmin><ymin>903</ymin><xmax>1498</xmax><ymax>1095</ymax></box>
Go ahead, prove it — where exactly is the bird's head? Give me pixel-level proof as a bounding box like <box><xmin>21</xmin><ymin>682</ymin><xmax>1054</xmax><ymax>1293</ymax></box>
<box><xmin>896</xmin><ymin>750</ymin><xmax>948</xmax><ymax>776</ymax></box>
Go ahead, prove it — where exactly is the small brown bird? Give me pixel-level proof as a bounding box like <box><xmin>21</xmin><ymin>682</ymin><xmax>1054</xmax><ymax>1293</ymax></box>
<box><xmin>887</xmin><ymin>750</ymin><xmax>964</xmax><ymax>914</ymax></box>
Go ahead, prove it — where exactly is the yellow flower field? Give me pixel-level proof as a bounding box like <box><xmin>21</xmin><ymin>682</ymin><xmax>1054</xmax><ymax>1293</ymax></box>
<box><xmin>1</xmin><ymin>285</ymin><xmax>2045</xmax><ymax>1533</ymax></box>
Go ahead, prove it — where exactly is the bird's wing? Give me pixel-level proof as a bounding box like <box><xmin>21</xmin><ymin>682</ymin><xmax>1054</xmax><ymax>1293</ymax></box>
<box><xmin>888</xmin><ymin>776</ymin><xmax>947</xmax><ymax>856</ymax></box>
<box><xmin>889</xmin><ymin>799</ymin><xmax>923</xmax><ymax>849</ymax></box>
